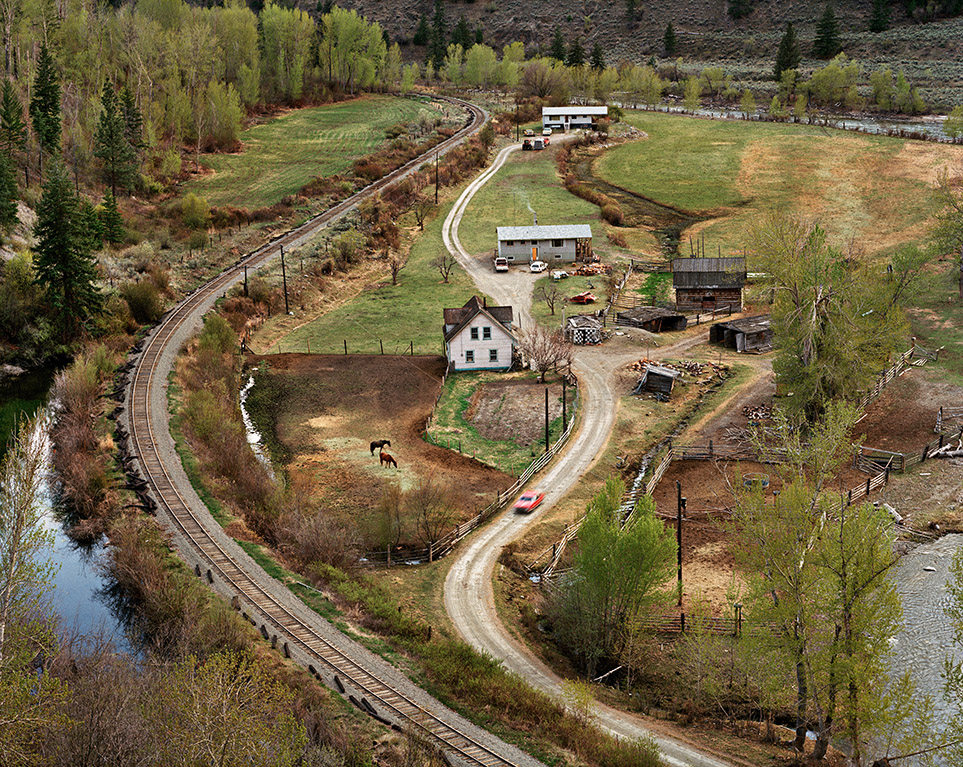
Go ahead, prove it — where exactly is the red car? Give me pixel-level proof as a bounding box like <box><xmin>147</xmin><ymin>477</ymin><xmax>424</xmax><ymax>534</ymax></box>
<box><xmin>569</xmin><ymin>291</ymin><xmax>597</xmax><ymax>304</ymax></box>
<box><xmin>513</xmin><ymin>492</ymin><xmax>545</xmax><ymax>513</ymax></box>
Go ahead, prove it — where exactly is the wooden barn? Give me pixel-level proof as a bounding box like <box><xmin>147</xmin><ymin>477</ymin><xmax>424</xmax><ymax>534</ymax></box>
<box><xmin>565</xmin><ymin>315</ymin><xmax>603</xmax><ymax>345</ymax></box>
<box><xmin>709</xmin><ymin>315</ymin><xmax>773</xmax><ymax>353</ymax></box>
<box><xmin>615</xmin><ymin>306</ymin><xmax>687</xmax><ymax>333</ymax></box>
<box><xmin>632</xmin><ymin>363</ymin><xmax>682</xmax><ymax>399</ymax></box>
<box><xmin>672</xmin><ymin>257</ymin><xmax>746</xmax><ymax>312</ymax></box>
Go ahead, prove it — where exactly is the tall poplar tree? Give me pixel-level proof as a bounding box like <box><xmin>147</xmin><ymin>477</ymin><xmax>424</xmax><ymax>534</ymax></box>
<box><xmin>28</xmin><ymin>44</ymin><xmax>61</xmax><ymax>176</ymax></box>
<box><xmin>773</xmin><ymin>22</ymin><xmax>801</xmax><ymax>81</ymax></box>
<box><xmin>33</xmin><ymin>162</ymin><xmax>101</xmax><ymax>339</ymax></box>
<box><xmin>94</xmin><ymin>83</ymin><xmax>136</xmax><ymax>196</ymax></box>
<box><xmin>813</xmin><ymin>4</ymin><xmax>842</xmax><ymax>59</ymax></box>
<box><xmin>0</xmin><ymin>80</ymin><xmax>25</xmax><ymax>164</ymax></box>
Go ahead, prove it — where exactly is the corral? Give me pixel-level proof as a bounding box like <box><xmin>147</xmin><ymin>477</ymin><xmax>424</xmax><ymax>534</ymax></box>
<box><xmin>245</xmin><ymin>354</ymin><xmax>511</xmax><ymax>549</ymax></box>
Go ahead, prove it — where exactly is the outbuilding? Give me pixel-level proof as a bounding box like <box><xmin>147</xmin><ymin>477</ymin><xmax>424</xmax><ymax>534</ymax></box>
<box><xmin>495</xmin><ymin>224</ymin><xmax>593</xmax><ymax>264</ymax></box>
<box><xmin>672</xmin><ymin>257</ymin><xmax>746</xmax><ymax>312</ymax></box>
<box><xmin>565</xmin><ymin>315</ymin><xmax>603</xmax><ymax>345</ymax></box>
<box><xmin>542</xmin><ymin>105</ymin><xmax>609</xmax><ymax>131</ymax></box>
<box><xmin>615</xmin><ymin>306</ymin><xmax>688</xmax><ymax>333</ymax></box>
<box><xmin>443</xmin><ymin>296</ymin><xmax>516</xmax><ymax>371</ymax></box>
<box><xmin>632</xmin><ymin>363</ymin><xmax>682</xmax><ymax>399</ymax></box>
<box><xmin>709</xmin><ymin>315</ymin><xmax>773</xmax><ymax>353</ymax></box>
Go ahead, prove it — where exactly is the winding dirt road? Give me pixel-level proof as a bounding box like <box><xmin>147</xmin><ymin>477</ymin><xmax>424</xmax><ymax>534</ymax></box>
<box><xmin>441</xmin><ymin>141</ymin><xmax>733</xmax><ymax>767</ymax></box>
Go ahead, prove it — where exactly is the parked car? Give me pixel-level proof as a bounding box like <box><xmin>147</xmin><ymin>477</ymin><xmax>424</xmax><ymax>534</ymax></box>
<box><xmin>513</xmin><ymin>492</ymin><xmax>545</xmax><ymax>513</ymax></box>
<box><xmin>542</xmin><ymin>127</ymin><xmax>552</xmax><ymax>136</ymax></box>
<box><xmin>569</xmin><ymin>291</ymin><xmax>597</xmax><ymax>304</ymax></box>
<box><xmin>521</xmin><ymin>139</ymin><xmax>533</xmax><ymax>151</ymax></box>
<box><xmin>551</xmin><ymin>270</ymin><xmax>569</xmax><ymax>281</ymax></box>
<box><xmin>493</xmin><ymin>256</ymin><xmax>509</xmax><ymax>272</ymax></box>
<box><xmin>524</xmin><ymin>128</ymin><xmax>535</xmax><ymax>136</ymax></box>
<box><xmin>530</xmin><ymin>260</ymin><xmax>547</xmax><ymax>273</ymax></box>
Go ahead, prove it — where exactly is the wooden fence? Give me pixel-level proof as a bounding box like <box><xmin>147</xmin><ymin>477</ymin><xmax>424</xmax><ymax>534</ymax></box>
<box><xmin>854</xmin><ymin>348</ymin><xmax>915</xmax><ymax>412</ymax></box>
<box><xmin>935</xmin><ymin>406</ymin><xmax>963</xmax><ymax>434</ymax></box>
<box><xmin>361</xmin><ymin>384</ymin><xmax>581</xmax><ymax>567</ymax></box>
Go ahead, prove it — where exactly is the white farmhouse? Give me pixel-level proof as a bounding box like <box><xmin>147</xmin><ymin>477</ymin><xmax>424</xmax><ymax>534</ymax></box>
<box><xmin>495</xmin><ymin>224</ymin><xmax>593</xmax><ymax>264</ymax></box>
<box><xmin>542</xmin><ymin>105</ymin><xmax>608</xmax><ymax>131</ymax></box>
<box><xmin>443</xmin><ymin>296</ymin><xmax>515</xmax><ymax>372</ymax></box>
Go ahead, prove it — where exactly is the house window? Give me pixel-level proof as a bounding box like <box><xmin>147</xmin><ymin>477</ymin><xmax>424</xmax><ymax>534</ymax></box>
<box><xmin>552</xmin><ymin>239</ymin><xmax>562</xmax><ymax>247</ymax></box>
<box><xmin>489</xmin><ymin>349</ymin><xmax>498</xmax><ymax>362</ymax></box>
<box><xmin>531</xmin><ymin>240</ymin><xmax>538</xmax><ymax>245</ymax></box>
<box><xmin>505</xmin><ymin>240</ymin><xmax>513</xmax><ymax>246</ymax></box>
<box><xmin>506</xmin><ymin>255</ymin><xmax>514</xmax><ymax>261</ymax></box>
<box><xmin>482</xmin><ymin>326</ymin><xmax>491</xmax><ymax>340</ymax></box>
<box><xmin>465</xmin><ymin>350</ymin><xmax>474</xmax><ymax>363</ymax></box>
<box><xmin>470</xmin><ymin>327</ymin><xmax>479</xmax><ymax>340</ymax></box>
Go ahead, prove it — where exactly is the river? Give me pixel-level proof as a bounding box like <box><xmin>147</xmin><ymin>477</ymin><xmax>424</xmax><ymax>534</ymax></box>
<box><xmin>1</xmin><ymin>369</ymin><xmax>133</xmax><ymax>653</ymax></box>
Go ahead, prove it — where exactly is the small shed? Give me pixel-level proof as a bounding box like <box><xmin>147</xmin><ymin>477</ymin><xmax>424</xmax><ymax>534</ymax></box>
<box><xmin>709</xmin><ymin>315</ymin><xmax>773</xmax><ymax>353</ymax></box>
<box><xmin>615</xmin><ymin>306</ymin><xmax>688</xmax><ymax>333</ymax></box>
<box><xmin>672</xmin><ymin>257</ymin><xmax>746</xmax><ymax>312</ymax></box>
<box><xmin>565</xmin><ymin>315</ymin><xmax>603</xmax><ymax>345</ymax></box>
<box><xmin>633</xmin><ymin>364</ymin><xmax>682</xmax><ymax>399</ymax></box>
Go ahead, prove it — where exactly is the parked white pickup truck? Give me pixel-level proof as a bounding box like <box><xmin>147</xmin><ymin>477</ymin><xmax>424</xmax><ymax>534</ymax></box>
<box><xmin>493</xmin><ymin>256</ymin><xmax>509</xmax><ymax>272</ymax></box>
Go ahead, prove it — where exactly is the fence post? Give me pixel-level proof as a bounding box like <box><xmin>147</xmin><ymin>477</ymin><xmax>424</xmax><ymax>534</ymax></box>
<box><xmin>428</xmin><ymin>541</ymin><xmax>434</xmax><ymax>563</ymax></box>
<box><xmin>866</xmin><ymin>477</ymin><xmax>871</xmax><ymax>497</ymax></box>
<box><xmin>343</xmin><ymin>339</ymin><xmax>347</xmax><ymax>355</ymax></box>
<box><xmin>708</xmin><ymin>439</ymin><xmax>713</xmax><ymax>457</ymax></box>
<box><xmin>922</xmin><ymin>445</ymin><xmax>928</xmax><ymax>463</ymax></box>
<box><xmin>380</xmin><ymin>339</ymin><xmax>384</xmax><ymax>355</ymax></box>
<box><xmin>847</xmin><ymin>489</ymin><xmax>852</xmax><ymax>506</ymax></box>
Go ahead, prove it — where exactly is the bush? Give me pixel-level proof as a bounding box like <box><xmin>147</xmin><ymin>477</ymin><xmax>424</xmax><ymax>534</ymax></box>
<box><xmin>601</xmin><ymin>203</ymin><xmax>624</xmax><ymax>225</ymax></box>
<box><xmin>120</xmin><ymin>279</ymin><xmax>164</xmax><ymax>324</ymax></box>
<box><xmin>181</xmin><ymin>192</ymin><xmax>210</xmax><ymax>229</ymax></box>
<box><xmin>187</xmin><ymin>230</ymin><xmax>208</xmax><ymax>250</ymax></box>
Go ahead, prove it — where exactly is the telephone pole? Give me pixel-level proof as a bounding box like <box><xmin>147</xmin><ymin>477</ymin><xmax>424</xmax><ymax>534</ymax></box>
<box><xmin>280</xmin><ymin>244</ymin><xmax>290</xmax><ymax>315</ymax></box>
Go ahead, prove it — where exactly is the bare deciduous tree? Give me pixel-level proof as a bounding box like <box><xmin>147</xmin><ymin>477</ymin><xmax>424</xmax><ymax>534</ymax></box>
<box><xmin>413</xmin><ymin>196</ymin><xmax>434</xmax><ymax>231</ymax></box>
<box><xmin>388</xmin><ymin>251</ymin><xmax>407</xmax><ymax>285</ymax></box>
<box><xmin>518</xmin><ymin>325</ymin><xmax>574</xmax><ymax>382</ymax></box>
<box><xmin>432</xmin><ymin>251</ymin><xmax>457</xmax><ymax>283</ymax></box>
<box><xmin>535</xmin><ymin>284</ymin><xmax>561</xmax><ymax>315</ymax></box>
<box><xmin>406</xmin><ymin>475</ymin><xmax>455</xmax><ymax>548</ymax></box>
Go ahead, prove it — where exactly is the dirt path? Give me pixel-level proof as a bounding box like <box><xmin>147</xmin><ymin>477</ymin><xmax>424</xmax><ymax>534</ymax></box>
<box><xmin>441</xmin><ymin>141</ymin><xmax>731</xmax><ymax>767</ymax></box>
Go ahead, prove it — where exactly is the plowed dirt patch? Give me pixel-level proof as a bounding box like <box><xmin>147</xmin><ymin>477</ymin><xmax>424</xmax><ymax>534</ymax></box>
<box><xmin>468</xmin><ymin>380</ymin><xmax>564</xmax><ymax>445</ymax></box>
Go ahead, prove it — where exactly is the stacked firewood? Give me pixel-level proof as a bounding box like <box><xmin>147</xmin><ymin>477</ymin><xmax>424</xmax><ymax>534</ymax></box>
<box><xmin>743</xmin><ymin>404</ymin><xmax>774</xmax><ymax>421</ymax></box>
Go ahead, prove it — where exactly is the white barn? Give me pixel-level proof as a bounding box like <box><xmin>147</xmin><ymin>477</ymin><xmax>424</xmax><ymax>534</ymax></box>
<box><xmin>542</xmin><ymin>105</ymin><xmax>608</xmax><ymax>131</ymax></box>
<box><xmin>495</xmin><ymin>224</ymin><xmax>593</xmax><ymax>264</ymax></box>
<box><xmin>443</xmin><ymin>296</ymin><xmax>516</xmax><ymax>372</ymax></box>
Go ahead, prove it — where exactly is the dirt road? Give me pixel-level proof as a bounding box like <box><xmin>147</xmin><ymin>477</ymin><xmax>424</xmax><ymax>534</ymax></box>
<box><xmin>441</xmin><ymin>141</ymin><xmax>732</xmax><ymax>767</ymax></box>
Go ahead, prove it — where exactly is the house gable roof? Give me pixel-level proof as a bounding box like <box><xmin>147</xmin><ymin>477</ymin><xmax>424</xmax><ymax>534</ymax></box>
<box><xmin>443</xmin><ymin>296</ymin><xmax>515</xmax><ymax>344</ymax></box>
<box><xmin>496</xmin><ymin>224</ymin><xmax>593</xmax><ymax>242</ymax></box>
<box><xmin>542</xmin><ymin>106</ymin><xmax>609</xmax><ymax>117</ymax></box>
<box><xmin>672</xmin><ymin>257</ymin><xmax>747</xmax><ymax>289</ymax></box>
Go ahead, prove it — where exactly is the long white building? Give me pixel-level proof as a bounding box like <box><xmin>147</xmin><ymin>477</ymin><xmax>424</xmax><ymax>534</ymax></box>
<box><xmin>542</xmin><ymin>105</ymin><xmax>608</xmax><ymax>131</ymax></box>
<box><xmin>495</xmin><ymin>224</ymin><xmax>593</xmax><ymax>264</ymax></box>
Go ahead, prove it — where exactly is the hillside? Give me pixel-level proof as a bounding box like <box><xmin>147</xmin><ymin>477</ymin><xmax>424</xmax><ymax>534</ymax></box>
<box><xmin>333</xmin><ymin>0</ymin><xmax>963</xmax><ymax>106</ymax></box>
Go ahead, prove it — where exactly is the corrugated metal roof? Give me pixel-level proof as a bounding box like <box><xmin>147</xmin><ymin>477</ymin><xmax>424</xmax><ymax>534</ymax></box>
<box><xmin>672</xmin><ymin>257</ymin><xmax>746</xmax><ymax>273</ymax></box>
<box><xmin>713</xmin><ymin>315</ymin><xmax>771</xmax><ymax>334</ymax></box>
<box><xmin>542</xmin><ymin>106</ymin><xmax>609</xmax><ymax>116</ymax></box>
<box><xmin>496</xmin><ymin>224</ymin><xmax>593</xmax><ymax>241</ymax></box>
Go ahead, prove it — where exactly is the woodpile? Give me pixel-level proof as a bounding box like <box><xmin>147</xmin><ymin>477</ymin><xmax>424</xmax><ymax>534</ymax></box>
<box><xmin>743</xmin><ymin>404</ymin><xmax>774</xmax><ymax>421</ymax></box>
<box><xmin>571</xmin><ymin>262</ymin><xmax>611</xmax><ymax>276</ymax></box>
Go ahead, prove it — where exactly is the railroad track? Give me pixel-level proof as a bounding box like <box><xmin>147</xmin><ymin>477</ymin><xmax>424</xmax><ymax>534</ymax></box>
<box><xmin>124</xmin><ymin>95</ymin><xmax>536</xmax><ymax>767</ymax></box>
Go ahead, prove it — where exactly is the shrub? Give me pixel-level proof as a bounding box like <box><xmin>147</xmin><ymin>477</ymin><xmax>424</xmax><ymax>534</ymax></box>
<box><xmin>181</xmin><ymin>192</ymin><xmax>210</xmax><ymax>229</ymax></box>
<box><xmin>187</xmin><ymin>230</ymin><xmax>208</xmax><ymax>250</ymax></box>
<box><xmin>601</xmin><ymin>203</ymin><xmax>624</xmax><ymax>225</ymax></box>
<box><xmin>120</xmin><ymin>279</ymin><xmax>164</xmax><ymax>324</ymax></box>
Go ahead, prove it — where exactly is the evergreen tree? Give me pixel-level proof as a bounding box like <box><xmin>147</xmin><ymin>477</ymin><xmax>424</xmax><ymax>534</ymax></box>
<box><xmin>0</xmin><ymin>80</ymin><xmax>26</xmax><ymax>163</ymax></box>
<box><xmin>33</xmin><ymin>162</ymin><xmax>101</xmax><ymax>339</ymax></box>
<box><xmin>773</xmin><ymin>22</ymin><xmax>801</xmax><ymax>81</ymax></box>
<box><xmin>590</xmin><ymin>43</ymin><xmax>605</xmax><ymax>70</ymax></box>
<box><xmin>663</xmin><ymin>23</ymin><xmax>676</xmax><ymax>56</ymax></box>
<box><xmin>0</xmin><ymin>155</ymin><xmax>18</xmax><ymax>232</ymax></box>
<box><xmin>474</xmin><ymin>27</ymin><xmax>483</xmax><ymax>44</ymax></box>
<box><xmin>100</xmin><ymin>189</ymin><xmax>124</xmax><ymax>244</ymax></box>
<box><xmin>451</xmin><ymin>16</ymin><xmax>472</xmax><ymax>49</ymax></box>
<box><xmin>427</xmin><ymin>0</ymin><xmax>447</xmax><ymax>67</ymax></box>
<box><xmin>120</xmin><ymin>86</ymin><xmax>144</xmax><ymax>152</ymax></box>
<box><xmin>94</xmin><ymin>83</ymin><xmax>137</xmax><ymax>197</ymax></box>
<box><xmin>813</xmin><ymin>4</ymin><xmax>842</xmax><ymax>59</ymax></box>
<box><xmin>728</xmin><ymin>0</ymin><xmax>754</xmax><ymax>19</ymax></box>
<box><xmin>625</xmin><ymin>0</ymin><xmax>638</xmax><ymax>26</ymax></box>
<box><xmin>79</xmin><ymin>196</ymin><xmax>104</xmax><ymax>252</ymax></box>
<box><xmin>566</xmin><ymin>38</ymin><xmax>584</xmax><ymax>67</ymax></box>
<box><xmin>549</xmin><ymin>27</ymin><xmax>566</xmax><ymax>61</ymax></box>
<box><xmin>869</xmin><ymin>0</ymin><xmax>891</xmax><ymax>31</ymax></box>
<box><xmin>29</xmin><ymin>44</ymin><xmax>62</xmax><ymax>175</ymax></box>
<box><xmin>412</xmin><ymin>15</ymin><xmax>430</xmax><ymax>46</ymax></box>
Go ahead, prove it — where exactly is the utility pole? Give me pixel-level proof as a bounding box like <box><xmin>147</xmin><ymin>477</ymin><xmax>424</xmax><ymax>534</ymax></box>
<box><xmin>676</xmin><ymin>480</ymin><xmax>685</xmax><ymax>607</ymax></box>
<box><xmin>515</xmin><ymin>102</ymin><xmax>519</xmax><ymax>142</ymax></box>
<box><xmin>561</xmin><ymin>377</ymin><xmax>567</xmax><ymax>431</ymax></box>
<box><xmin>280</xmin><ymin>244</ymin><xmax>290</xmax><ymax>315</ymax></box>
<box><xmin>243</xmin><ymin>264</ymin><xmax>248</xmax><ymax>297</ymax></box>
<box><xmin>435</xmin><ymin>151</ymin><xmax>439</xmax><ymax>204</ymax></box>
<box><xmin>544</xmin><ymin>387</ymin><xmax>550</xmax><ymax>453</ymax></box>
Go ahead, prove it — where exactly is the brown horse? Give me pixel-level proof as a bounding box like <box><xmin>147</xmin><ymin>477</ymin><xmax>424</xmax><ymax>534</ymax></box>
<box><xmin>370</xmin><ymin>439</ymin><xmax>390</xmax><ymax>455</ymax></box>
<box><xmin>379</xmin><ymin>450</ymin><xmax>397</xmax><ymax>468</ymax></box>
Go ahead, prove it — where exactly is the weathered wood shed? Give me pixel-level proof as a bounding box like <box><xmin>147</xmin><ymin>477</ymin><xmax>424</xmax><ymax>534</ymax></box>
<box><xmin>672</xmin><ymin>257</ymin><xmax>746</xmax><ymax>312</ymax></box>
<box><xmin>632</xmin><ymin>363</ymin><xmax>682</xmax><ymax>398</ymax></box>
<box><xmin>709</xmin><ymin>315</ymin><xmax>773</xmax><ymax>353</ymax></box>
<box><xmin>565</xmin><ymin>315</ymin><xmax>603</xmax><ymax>345</ymax></box>
<box><xmin>615</xmin><ymin>306</ymin><xmax>688</xmax><ymax>333</ymax></box>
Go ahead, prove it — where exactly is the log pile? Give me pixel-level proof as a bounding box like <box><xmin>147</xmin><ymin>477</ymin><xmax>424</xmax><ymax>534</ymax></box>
<box><xmin>743</xmin><ymin>404</ymin><xmax>775</xmax><ymax>421</ymax></box>
<box><xmin>571</xmin><ymin>262</ymin><xmax>611</xmax><ymax>276</ymax></box>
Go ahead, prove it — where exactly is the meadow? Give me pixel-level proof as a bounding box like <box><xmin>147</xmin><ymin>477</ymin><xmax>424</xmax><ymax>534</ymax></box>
<box><xmin>187</xmin><ymin>95</ymin><xmax>442</xmax><ymax>209</ymax></box>
<box><xmin>598</xmin><ymin>111</ymin><xmax>963</xmax><ymax>261</ymax></box>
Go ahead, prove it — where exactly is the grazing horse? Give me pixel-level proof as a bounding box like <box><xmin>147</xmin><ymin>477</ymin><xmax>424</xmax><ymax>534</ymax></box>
<box><xmin>370</xmin><ymin>439</ymin><xmax>390</xmax><ymax>455</ymax></box>
<box><xmin>379</xmin><ymin>450</ymin><xmax>397</xmax><ymax>468</ymax></box>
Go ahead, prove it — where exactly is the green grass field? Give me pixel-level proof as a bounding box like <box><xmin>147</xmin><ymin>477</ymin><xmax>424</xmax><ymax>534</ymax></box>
<box><xmin>277</xmin><ymin>200</ymin><xmax>479</xmax><ymax>356</ymax></box>
<box><xmin>907</xmin><ymin>260</ymin><xmax>963</xmax><ymax>384</ymax></box>
<box><xmin>188</xmin><ymin>95</ymin><xmax>441</xmax><ymax>209</ymax></box>
<box><xmin>530</xmin><ymin>273</ymin><xmax>606</xmax><ymax>329</ymax></box>
<box><xmin>598</xmin><ymin>111</ymin><xmax>963</xmax><ymax>260</ymax></box>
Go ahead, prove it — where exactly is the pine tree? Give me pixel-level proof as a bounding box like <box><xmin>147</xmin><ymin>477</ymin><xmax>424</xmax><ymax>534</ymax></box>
<box><xmin>100</xmin><ymin>189</ymin><xmax>124</xmax><ymax>244</ymax></box>
<box><xmin>550</xmin><ymin>27</ymin><xmax>566</xmax><ymax>61</ymax></box>
<box><xmin>413</xmin><ymin>15</ymin><xmax>430</xmax><ymax>46</ymax></box>
<box><xmin>774</xmin><ymin>22</ymin><xmax>801</xmax><ymax>81</ymax></box>
<box><xmin>663</xmin><ymin>23</ymin><xmax>677</xmax><ymax>56</ymax></box>
<box><xmin>566</xmin><ymin>38</ymin><xmax>584</xmax><ymax>67</ymax></box>
<box><xmin>94</xmin><ymin>83</ymin><xmax>136</xmax><ymax>197</ymax></box>
<box><xmin>474</xmin><ymin>27</ymin><xmax>483</xmax><ymax>44</ymax></box>
<box><xmin>625</xmin><ymin>0</ymin><xmax>638</xmax><ymax>26</ymax></box>
<box><xmin>451</xmin><ymin>16</ymin><xmax>472</xmax><ymax>49</ymax></box>
<box><xmin>29</xmin><ymin>44</ymin><xmax>62</xmax><ymax>176</ymax></box>
<box><xmin>0</xmin><ymin>80</ymin><xmax>26</xmax><ymax>163</ymax></box>
<box><xmin>590</xmin><ymin>43</ymin><xmax>605</xmax><ymax>70</ymax></box>
<box><xmin>728</xmin><ymin>0</ymin><xmax>754</xmax><ymax>19</ymax></box>
<box><xmin>33</xmin><ymin>162</ymin><xmax>101</xmax><ymax>339</ymax></box>
<box><xmin>813</xmin><ymin>4</ymin><xmax>842</xmax><ymax>59</ymax></box>
<box><xmin>0</xmin><ymin>154</ymin><xmax>18</xmax><ymax>232</ymax></box>
<box><xmin>427</xmin><ymin>0</ymin><xmax>447</xmax><ymax>67</ymax></box>
<box><xmin>120</xmin><ymin>86</ymin><xmax>144</xmax><ymax>152</ymax></box>
<box><xmin>869</xmin><ymin>0</ymin><xmax>891</xmax><ymax>31</ymax></box>
<box><xmin>80</xmin><ymin>196</ymin><xmax>104</xmax><ymax>252</ymax></box>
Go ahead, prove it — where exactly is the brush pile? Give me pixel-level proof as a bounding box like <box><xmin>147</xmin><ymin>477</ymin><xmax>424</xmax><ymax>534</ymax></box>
<box><xmin>743</xmin><ymin>404</ymin><xmax>774</xmax><ymax>421</ymax></box>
